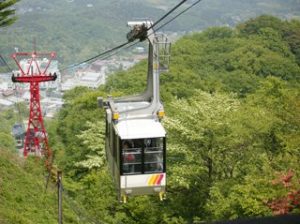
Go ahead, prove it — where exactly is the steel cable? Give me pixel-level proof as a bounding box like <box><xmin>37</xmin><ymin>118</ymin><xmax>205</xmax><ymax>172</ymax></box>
<box><xmin>71</xmin><ymin>0</ymin><xmax>203</xmax><ymax>63</ymax></box>
<box><xmin>61</xmin><ymin>0</ymin><xmax>195</xmax><ymax>71</ymax></box>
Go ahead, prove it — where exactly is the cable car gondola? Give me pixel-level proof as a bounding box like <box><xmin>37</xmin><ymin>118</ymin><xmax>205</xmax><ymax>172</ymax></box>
<box><xmin>11</xmin><ymin>123</ymin><xmax>25</xmax><ymax>151</ymax></box>
<box><xmin>99</xmin><ymin>20</ymin><xmax>171</xmax><ymax>203</ymax></box>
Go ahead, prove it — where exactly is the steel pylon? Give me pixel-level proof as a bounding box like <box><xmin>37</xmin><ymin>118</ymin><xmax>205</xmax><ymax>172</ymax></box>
<box><xmin>11</xmin><ymin>51</ymin><xmax>57</xmax><ymax>166</ymax></box>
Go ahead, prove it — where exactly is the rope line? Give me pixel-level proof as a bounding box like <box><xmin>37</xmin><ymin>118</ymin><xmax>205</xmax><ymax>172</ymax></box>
<box><xmin>0</xmin><ymin>54</ymin><xmax>12</xmax><ymax>71</ymax></box>
<box><xmin>147</xmin><ymin>0</ymin><xmax>188</xmax><ymax>31</ymax></box>
<box><xmin>154</xmin><ymin>0</ymin><xmax>203</xmax><ymax>32</ymax></box>
<box><xmin>60</xmin><ymin>0</ymin><xmax>197</xmax><ymax>71</ymax></box>
<box><xmin>60</xmin><ymin>41</ymin><xmax>131</xmax><ymax>72</ymax></box>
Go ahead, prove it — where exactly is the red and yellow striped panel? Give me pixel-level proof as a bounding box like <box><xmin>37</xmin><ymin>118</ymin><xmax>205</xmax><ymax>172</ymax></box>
<box><xmin>147</xmin><ymin>174</ymin><xmax>164</xmax><ymax>186</ymax></box>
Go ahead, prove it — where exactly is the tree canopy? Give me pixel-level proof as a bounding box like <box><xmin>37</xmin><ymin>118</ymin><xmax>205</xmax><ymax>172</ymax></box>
<box><xmin>50</xmin><ymin>15</ymin><xmax>300</xmax><ymax>223</ymax></box>
<box><xmin>0</xmin><ymin>0</ymin><xmax>19</xmax><ymax>27</ymax></box>
<box><xmin>1</xmin><ymin>15</ymin><xmax>300</xmax><ymax>223</ymax></box>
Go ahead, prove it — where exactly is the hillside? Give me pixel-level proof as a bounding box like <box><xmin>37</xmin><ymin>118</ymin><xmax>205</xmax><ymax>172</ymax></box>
<box><xmin>0</xmin><ymin>147</ymin><xmax>99</xmax><ymax>223</ymax></box>
<box><xmin>44</xmin><ymin>15</ymin><xmax>300</xmax><ymax>223</ymax></box>
<box><xmin>1</xmin><ymin>0</ymin><xmax>300</xmax><ymax>70</ymax></box>
<box><xmin>0</xmin><ymin>148</ymin><xmax>56</xmax><ymax>223</ymax></box>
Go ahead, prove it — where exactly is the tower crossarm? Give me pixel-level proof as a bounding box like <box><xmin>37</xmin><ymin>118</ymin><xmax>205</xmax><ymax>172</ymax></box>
<box><xmin>12</xmin><ymin>74</ymin><xmax>57</xmax><ymax>83</ymax></box>
<box><xmin>11</xmin><ymin>51</ymin><xmax>56</xmax><ymax>78</ymax></box>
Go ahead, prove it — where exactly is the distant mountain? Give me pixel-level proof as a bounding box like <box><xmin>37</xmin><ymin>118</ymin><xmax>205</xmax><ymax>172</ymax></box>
<box><xmin>0</xmin><ymin>0</ymin><xmax>164</xmax><ymax>68</ymax></box>
<box><xmin>0</xmin><ymin>0</ymin><xmax>299</xmax><ymax>69</ymax></box>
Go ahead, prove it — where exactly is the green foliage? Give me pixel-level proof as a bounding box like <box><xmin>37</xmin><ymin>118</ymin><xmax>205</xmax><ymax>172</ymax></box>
<box><xmin>1</xmin><ymin>0</ymin><xmax>300</xmax><ymax>69</ymax></box>
<box><xmin>0</xmin><ymin>148</ymin><xmax>79</xmax><ymax>223</ymax></box>
<box><xmin>237</xmin><ymin>15</ymin><xmax>285</xmax><ymax>36</ymax></box>
<box><xmin>0</xmin><ymin>132</ymin><xmax>15</xmax><ymax>150</ymax></box>
<box><xmin>105</xmin><ymin>61</ymin><xmax>148</xmax><ymax>95</ymax></box>
<box><xmin>284</xmin><ymin>20</ymin><xmax>300</xmax><ymax>65</ymax></box>
<box><xmin>238</xmin><ymin>15</ymin><xmax>300</xmax><ymax>66</ymax></box>
<box><xmin>0</xmin><ymin>0</ymin><xmax>19</xmax><ymax>27</ymax></box>
<box><xmin>49</xmin><ymin>15</ymin><xmax>300</xmax><ymax>223</ymax></box>
<box><xmin>0</xmin><ymin>0</ymin><xmax>164</xmax><ymax>67</ymax></box>
<box><xmin>206</xmin><ymin>174</ymin><xmax>274</xmax><ymax>220</ymax></box>
<box><xmin>74</xmin><ymin>121</ymin><xmax>105</xmax><ymax>169</ymax></box>
<box><xmin>202</xmin><ymin>27</ymin><xmax>235</xmax><ymax>39</ymax></box>
<box><xmin>55</xmin><ymin>87</ymin><xmax>106</xmax><ymax>176</ymax></box>
<box><xmin>0</xmin><ymin>108</ymin><xmax>22</xmax><ymax>151</ymax></box>
<box><xmin>2</xmin><ymin>15</ymin><xmax>299</xmax><ymax>223</ymax></box>
<box><xmin>165</xmin><ymin>80</ymin><xmax>299</xmax><ymax>221</ymax></box>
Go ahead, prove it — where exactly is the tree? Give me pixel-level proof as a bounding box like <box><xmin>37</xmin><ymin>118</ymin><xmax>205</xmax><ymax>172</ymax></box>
<box><xmin>237</xmin><ymin>15</ymin><xmax>285</xmax><ymax>36</ymax></box>
<box><xmin>0</xmin><ymin>132</ymin><xmax>15</xmax><ymax>150</ymax></box>
<box><xmin>74</xmin><ymin>121</ymin><xmax>106</xmax><ymax>170</ymax></box>
<box><xmin>164</xmin><ymin>89</ymin><xmax>288</xmax><ymax>221</ymax></box>
<box><xmin>0</xmin><ymin>0</ymin><xmax>20</xmax><ymax>27</ymax></box>
<box><xmin>267</xmin><ymin>170</ymin><xmax>300</xmax><ymax>215</ymax></box>
<box><xmin>48</xmin><ymin>15</ymin><xmax>300</xmax><ymax>223</ymax></box>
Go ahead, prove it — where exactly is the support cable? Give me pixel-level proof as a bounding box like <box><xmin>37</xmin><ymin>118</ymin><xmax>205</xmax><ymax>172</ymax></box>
<box><xmin>45</xmin><ymin>150</ymin><xmax>56</xmax><ymax>191</ymax></box>
<box><xmin>44</xmin><ymin>169</ymin><xmax>103</xmax><ymax>223</ymax></box>
<box><xmin>147</xmin><ymin>0</ymin><xmax>188</xmax><ymax>31</ymax></box>
<box><xmin>60</xmin><ymin>41</ymin><xmax>131</xmax><ymax>72</ymax></box>
<box><xmin>100</xmin><ymin>41</ymin><xmax>140</xmax><ymax>61</ymax></box>
<box><xmin>60</xmin><ymin>0</ymin><xmax>192</xmax><ymax>71</ymax></box>
<box><xmin>153</xmin><ymin>0</ymin><xmax>203</xmax><ymax>32</ymax></box>
<box><xmin>0</xmin><ymin>54</ymin><xmax>12</xmax><ymax>72</ymax></box>
<box><xmin>87</xmin><ymin>0</ymin><xmax>203</xmax><ymax>62</ymax></box>
<box><xmin>61</xmin><ymin>183</ymin><xmax>103</xmax><ymax>224</ymax></box>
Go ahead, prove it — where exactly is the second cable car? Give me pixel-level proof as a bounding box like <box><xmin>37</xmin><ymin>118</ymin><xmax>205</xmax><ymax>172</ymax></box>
<box><xmin>12</xmin><ymin>123</ymin><xmax>25</xmax><ymax>151</ymax></box>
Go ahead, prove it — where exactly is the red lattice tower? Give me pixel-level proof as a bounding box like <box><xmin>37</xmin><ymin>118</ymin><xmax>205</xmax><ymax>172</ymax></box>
<box><xmin>11</xmin><ymin>51</ymin><xmax>57</xmax><ymax>165</ymax></box>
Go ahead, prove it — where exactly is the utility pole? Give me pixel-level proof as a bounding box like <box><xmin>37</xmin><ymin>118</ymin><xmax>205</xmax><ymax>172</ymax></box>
<box><xmin>57</xmin><ymin>171</ymin><xmax>63</xmax><ymax>224</ymax></box>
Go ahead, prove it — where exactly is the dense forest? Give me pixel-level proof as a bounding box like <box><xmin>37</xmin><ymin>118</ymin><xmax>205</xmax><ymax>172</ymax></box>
<box><xmin>1</xmin><ymin>15</ymin><xmax>300</xmax><ymax>223</ymax></box>
<box><xmin>54</xmin><ymin>15</ymin><xmax>300</xmax><ymax>223</ymax></box>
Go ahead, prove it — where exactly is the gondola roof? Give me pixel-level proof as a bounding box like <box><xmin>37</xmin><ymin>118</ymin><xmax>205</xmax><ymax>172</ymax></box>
<box><xmin>115</xmin><ymin>118</ymin><xmax>166</xmax><ymax>139</ymax></box>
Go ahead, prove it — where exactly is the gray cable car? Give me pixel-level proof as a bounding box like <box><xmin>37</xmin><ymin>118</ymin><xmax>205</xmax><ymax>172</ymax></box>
<box><xmin>99</xmin><ymin>21</ymin><xmax>171</xmax><ymax>203</ymax></box>
<box><xmin>11</xmin><ymin>123</ymin><xmax>25</xmax><ymax>151</ymax></box>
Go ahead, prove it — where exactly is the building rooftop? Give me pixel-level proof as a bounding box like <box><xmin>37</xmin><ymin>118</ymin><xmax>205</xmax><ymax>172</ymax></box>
<box><xmin>80</xmin><ymin>72</ymin><xmax>102</xmax><ymax>82</ymax></box>
<box><xmin>0</xmin><ymin>98</ymin><xmax>14</xmax><ymax>107</ymax></box>
<box><xmin>115</xmin><ymin>101</ymin><xmax>150</xmax><ymax>113</ymax></box>
<box><xmin>115</xmin><ymin>119</ymin><xmax>166</xmax><ymax>139</ymax></box>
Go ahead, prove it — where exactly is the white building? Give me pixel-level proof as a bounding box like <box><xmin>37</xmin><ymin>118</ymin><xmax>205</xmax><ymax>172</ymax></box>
<box><xmin>61</xmin><ymin>71</ymin><xmax>105</xmax><ymax>91</ymax></box>
<box><xmin>41</xmin><ymin>97</ymin><xmax>64</xmax><ymax>119</ymax></box>
<box><xmin>0</xmin><ymin>98</ymin><xmax>14</xmax><ymax>109</ymax></box>
<box><xmin>0</xmin><ymin>82</ymin><xmax>9</xmax><ymax>90</ymax></box>
<box><xmin>78</xmin><ymin>71</ymin><xmax>106</xmax><ymax>88</ymax></box>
